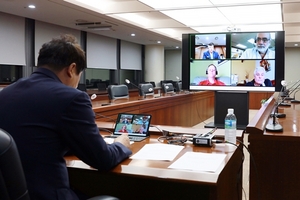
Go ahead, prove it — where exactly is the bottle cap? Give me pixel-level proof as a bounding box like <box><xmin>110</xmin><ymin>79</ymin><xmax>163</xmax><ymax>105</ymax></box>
<box><xmin>228</xmin><ymin>108</ymin><xmax>234</xmax><ymax>114</ymax></box>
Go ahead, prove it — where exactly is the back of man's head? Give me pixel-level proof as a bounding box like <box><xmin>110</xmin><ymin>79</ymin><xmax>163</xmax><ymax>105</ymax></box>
<box><xmin>37</xmin><ymin>34</ymin><xmax>86</xmax><ymax>74</ymax></box>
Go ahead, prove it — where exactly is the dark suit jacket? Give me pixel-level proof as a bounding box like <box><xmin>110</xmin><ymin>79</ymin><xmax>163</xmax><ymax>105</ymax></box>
<box><xmin>202</xmin><ymin>51</ymin><xmax>220</xmax><ymax>59</ymax></box>
<box><xmin>245</xmin><ymin>78</ymin><xmax>273</xmax><ymax>86</ymax></box>
<box><xmin>0</xmin><ymin>68</ymin><xmax>132</xmax><ymax>200</ymax></box>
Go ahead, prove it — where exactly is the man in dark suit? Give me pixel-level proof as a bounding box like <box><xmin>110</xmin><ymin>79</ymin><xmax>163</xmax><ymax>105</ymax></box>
<box><xmin>202</xmin><ymin>43</ymin><xmax>220</xmax><ymax>59</ymax></box>
<box><xmin>0</xmin><ymin>34</ymin><xmax>132</xmax><ymax>200</ymax></box>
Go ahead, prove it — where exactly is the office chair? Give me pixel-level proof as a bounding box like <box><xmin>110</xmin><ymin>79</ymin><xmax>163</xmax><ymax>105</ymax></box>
<box><xmin>149</xmin><ymin>81</ymin><xmax>156</xmax><ymax>88</ymax></box>
<box><xmin>0</xmin><ymin>128</ymin><xmax>30</xmax><ymax>200</ymax></box>
<box><xmin>97</xmin><ymin>83</ymin><xmax>107</xmax><ymax>91</ymax></box>
<box><xmin>107</xmin><ymin>84</ymin><xmax>129</xmax><ymax>100</ymax></box>
<box><xmin>77</xmin><ymin>83</ymin><xmax>87</xmax><ymax>92</ymax></box>
<box><xmin>138</xmin><ymin>83</ymin><xmax>154</xmax><ymax>97</ymax></box>
<box><xmin>0</xmin><ymin>129</ymin><xmax>119</xmax><ymax>200</ymax></box>
<box><xmin>162</xmin><ymin>83</ymin><xmax>175</xmax><ymax>94</ymax></box>
<box><xmin>174</xmin><ymin>81</ymin><xmax>182</xmax><ymax>93</ymax></box>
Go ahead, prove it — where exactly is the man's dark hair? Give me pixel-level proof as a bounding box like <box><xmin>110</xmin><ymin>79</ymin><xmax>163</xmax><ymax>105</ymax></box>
<box><xmin>37</xmin><ymin>34</ymin><xmax>86</xmax><ymax>74</ymax></box>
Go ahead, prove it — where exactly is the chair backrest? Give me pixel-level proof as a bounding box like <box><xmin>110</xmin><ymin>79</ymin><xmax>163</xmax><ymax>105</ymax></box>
<box><xmin>149</xmin><ymin>81</ymin><xmax>156</xmax><ymax>88</ymax></box>
<box><xmin>107</xmin><ymin>84</ymin><xmax>129</xmax><ymax>100</ymax></box>
<box><xmin>77</xmin><ymin>83</ymin><xmax>87</xmax><ymax>92</ymax></box>
<box><xmin>175</xmin><ymin>81</ymin><xmax>182</xmax><ymax>92</ymax></box>
<box><xmin>97</xmin><ymin>83</ymin><xmax>107</xmax><ymax>91</ymax></box>
<box><xmin>0</xmin><ymin>129</ymin><xmax>30</xmax><ymax>200</ymax></box>
<box><xmin>162</xmin><ymin>83</ymin><xmax>175</xmax><ymax>94</ymax></box>
<box><xmin>138</xmin><ymin>83</ymin><xmax>154</xmax><ymax>97</ymax></box>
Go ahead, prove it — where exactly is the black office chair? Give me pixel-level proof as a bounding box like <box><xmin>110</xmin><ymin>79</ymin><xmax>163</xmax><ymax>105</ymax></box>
<box><xmin>174</xmin><ymin>81</ymin><xmax>182</xmax><ymax>93</ymax></box>
<box><xmin>138</xmin><ymin>83</ymin><xmax>154</xmax><ymax>97</ymax></box>
<box><xmin>107</xmin><ymin>84</ymin><xmax>129</xmax><ymax>100</ymax></box>
<box><xmin>0</xmin><ymin>128</ymin><xmax>30</xmax><ymax>200</ymax></box>
<box><xmin>162</xmin><ymin>83</ymin><xmax>175</xmax><ymax>94</ymax></box>
<box><xmin>97</xmin><ymin>83</ymin><xmax>107</xmax><ymax>91</ymax></box>
<box><xmin>77</xmin><ymin>83</ymin><xmax>87</xmax><ymax>92</ymax></box>
<box><xmin>0</xmin><ymin>129</ymin><xmax>119</xmax><ymax>200</ymax></box>
<box><xmin>149</xmin><ymin>81</ymin><xmax>156</xmax><ymax>88</ymax></box>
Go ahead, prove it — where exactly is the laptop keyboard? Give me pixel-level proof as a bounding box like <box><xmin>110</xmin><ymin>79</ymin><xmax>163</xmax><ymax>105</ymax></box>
<box><xmin>128</xmin><ymin>136</ymin><xmax>146</xmax><ymax>142</ymax></box>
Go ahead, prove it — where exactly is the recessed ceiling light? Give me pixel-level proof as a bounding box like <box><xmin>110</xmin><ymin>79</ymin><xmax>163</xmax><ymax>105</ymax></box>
<box><xmin>295</xmin><ymin>44</ymin><xmax>298</xmax><ymax>46</ymax></box>
<box><xmin>28</xmin><ymin>5</ymin><xmax>36</xmax><ymax>9</ymax></box>
<box><xmin>131</xmin><ymin>33</ymin><xmax>135</xmax><ymax>37</ymax></box>
<box><xmin>157</xmin><ymin>41</ymin><xmax>161</xmax><ymax>44</ymax></box>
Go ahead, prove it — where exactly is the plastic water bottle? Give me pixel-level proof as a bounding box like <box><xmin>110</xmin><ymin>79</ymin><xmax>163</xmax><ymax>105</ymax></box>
<box><xmin>224</xmin><ymin>108</ymin><xmax>237</xmax><ymax>144</ymax></box>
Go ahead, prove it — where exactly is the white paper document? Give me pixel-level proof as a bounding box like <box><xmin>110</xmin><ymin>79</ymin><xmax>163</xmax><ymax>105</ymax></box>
<box><xmin>130</xmin><ymin>144</ymin><xmax>184</xmax><ymax>161</ymax></box>
<box><xmin>168</xmin><ymin>152</ymin><xmax>226</xmax><ymax>172</ymax></box>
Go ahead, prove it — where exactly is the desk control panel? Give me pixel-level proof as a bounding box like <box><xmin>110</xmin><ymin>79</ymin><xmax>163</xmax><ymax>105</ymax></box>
<box><xmin>193</xmin><ymin>133</ymin><xmax>215</xmax><ymax>146</ymax></box>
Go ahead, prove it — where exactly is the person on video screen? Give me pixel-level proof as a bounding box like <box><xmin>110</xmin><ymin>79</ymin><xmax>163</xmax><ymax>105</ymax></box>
<box><xmin>240</xmin><ymin>33</ymin><xmax>275</xmax><ymax>59</ymax></box>
<box><xmin>119</xmin><ymin>125</ymin><xmax>128</xmax><ymax>133</ymax></box>
<box><xmin>245</xmin><ymin>67</ymin><xmax>272</xmax><ymax>87</ymax></box>
<box><xmin>202</xmin><ymin>43</ymin><xmax>220</xmax><ymax>59</ymax></box>
<box><xmin>199</xmin><ymin>64</ymin><xmax>225</xmax><ymax>86</ymax></box>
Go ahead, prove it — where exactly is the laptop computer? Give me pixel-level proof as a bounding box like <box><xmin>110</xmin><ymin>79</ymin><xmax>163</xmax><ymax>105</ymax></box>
<box><xmin>105</xmin><ymin>113</ymin><xmax>152</xmax><ymax>142</ymax></box>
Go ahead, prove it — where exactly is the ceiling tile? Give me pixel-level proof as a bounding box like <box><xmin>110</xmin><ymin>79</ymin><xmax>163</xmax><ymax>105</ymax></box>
<box><xmin>162</xmin><ymin>8</ymin><xmax>231</xmax><ymax>27</ymax></box>
<box><xmin>219</xmin><ymin>4</ymin><xmax>282</xmax><ymax>24</ymax></box>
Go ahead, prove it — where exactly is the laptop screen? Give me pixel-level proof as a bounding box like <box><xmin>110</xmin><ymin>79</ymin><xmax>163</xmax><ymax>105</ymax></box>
<box><xmin>113</xmin><ymin>113</ymin><xmax>152</xmax><ymax>137</ymax></box>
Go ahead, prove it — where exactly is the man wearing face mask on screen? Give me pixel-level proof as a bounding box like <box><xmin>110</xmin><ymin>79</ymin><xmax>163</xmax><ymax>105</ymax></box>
<box><xmin>240</xmin><ymin>33</ymin><xmax>275</xmax><ymax>59</ymax></box>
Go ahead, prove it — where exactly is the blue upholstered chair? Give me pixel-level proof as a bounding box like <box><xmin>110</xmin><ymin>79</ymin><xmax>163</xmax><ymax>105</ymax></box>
<box><xmin>107</xmin><ymin>84</ymin><xmax>129</xmax><ymax>100</ymax></box>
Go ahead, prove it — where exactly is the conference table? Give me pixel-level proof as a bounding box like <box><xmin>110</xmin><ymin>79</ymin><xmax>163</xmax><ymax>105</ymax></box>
<box><xmin>64</xmin><ymin>89</ymin><xmax>249</xmax><ymax>199</ymax></box>
<box><xmin>66</xmin><ymin>131</ymin><xmax>244</xmax><ymax>200</ymax></box>
<box><xmin>246</xmin><ymin>93</ymin><xmax>300</xmax><ymax>200</ymax></box>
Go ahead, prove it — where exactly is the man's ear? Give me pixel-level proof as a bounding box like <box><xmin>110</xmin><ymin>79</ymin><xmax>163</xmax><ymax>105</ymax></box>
<box><xmin>66</xmin><ymin>63</ymin><xmax>77</xmax><ymax>77</ymax></box>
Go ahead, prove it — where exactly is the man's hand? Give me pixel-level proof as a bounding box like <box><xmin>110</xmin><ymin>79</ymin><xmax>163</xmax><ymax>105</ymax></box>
<box><xmin>114</xmin><ymin>134</ymin><xmax>131</xmax><ymax>148</ymax></box>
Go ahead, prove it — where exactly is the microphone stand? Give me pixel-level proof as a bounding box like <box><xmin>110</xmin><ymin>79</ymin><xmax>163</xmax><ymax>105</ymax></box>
<box><xmin>280</xmin><ymin>80</ymin><xmax>300</xmax><ymax>104</ymax></box>
<box><xmin>270</xmin><ymin>83</ymin><xmax>287</xmax><ymax>118</ymax></box>
<box><xmin>266</xmin><ymin>80</ymin><xmax>300</xmax><ymax>132</ymax></box>
<box><xmin>125</xmin><ymin>79</ymin><xmax>145</xmax><ymax>99</ymax></box>
<box><xmin>291</xmin><ymin>89</ymin><xmax>300</xmax><ymax>103</ymax></box>
<box><xmin>266</xmin><ymin>95</ymin><xmax>286</xmax><ymax>132</ymax></box>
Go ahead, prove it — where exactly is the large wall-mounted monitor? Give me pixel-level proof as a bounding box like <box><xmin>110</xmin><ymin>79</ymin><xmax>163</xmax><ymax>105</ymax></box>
<box><xmin>182</xmin><ymin>31</ymin><xmax>285</xmax><ymax>92</ymax></box>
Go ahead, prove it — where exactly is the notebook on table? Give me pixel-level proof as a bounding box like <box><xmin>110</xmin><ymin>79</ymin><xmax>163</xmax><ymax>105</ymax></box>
<box><xmin>105</xmin><ymin>113</ymin><xmax>152</xmax><ymax>142</ymax></box>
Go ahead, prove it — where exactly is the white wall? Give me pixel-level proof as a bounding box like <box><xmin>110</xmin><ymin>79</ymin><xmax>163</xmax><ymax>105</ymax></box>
<box><xmin>165</xmin><ymin>50</ymin><xmax>182</xmax><ymax>81</ymax></box>
<box><xmin>144</xmin><ymin>45</ymin><xmax>164</xmax><ymax>87</ymax></box>
<box><xmin>285</xmin><ymin>48</ymin><xmax>300</xmax><ymax>100</ymax></box>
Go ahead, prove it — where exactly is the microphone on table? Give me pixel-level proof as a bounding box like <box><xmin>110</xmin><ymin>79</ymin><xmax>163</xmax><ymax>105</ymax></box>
<box><xmin>291</xmin><ymin>89</ymin><xmax>300</xmax><ymax>103</ymax></box>
<box><xmin>270</xmin><ymin>80</ymin><xmax>297</xmax><ymax>118</ymax></box>
<box><xmin>91</xmin><ymin>94</ymin><xmax>97</xmax><ymax>100</ymax></box>
<box><xmin>125</xmin><ymin>79</ymin><xmax>145</xmax><ymax>99</ymax></box>
<box><xmin>266</xmin><ymin>97</ymin><xmax>285</xmax><ymax>132</ymax></box>
<box><xmin>280</xmin><ymin>80</ymin><xmax>289</xmax><ymax>98</ymax></box>
<box><xmin>90</xmin><ymin>93</ymin><xmax>112</xmax><ymax>106</ymax></box>
<box><xmin>278</xmin><ymin>80</ymin><xmax>291</xmax><ymax>106</ymax></box>
<box><xmin>280</xmin><ymin>80</ymin><xmax>300</xmax><ymax>106</ymax></box>
<box><xmin>266</xmin><ymin>80</ymin><xmax>300</xmax><ymax>132</ymax></box>
<box><xmin>280</xmin><ymin>80</ymin><xmax>300</xmax><ymax>103</ymax></box>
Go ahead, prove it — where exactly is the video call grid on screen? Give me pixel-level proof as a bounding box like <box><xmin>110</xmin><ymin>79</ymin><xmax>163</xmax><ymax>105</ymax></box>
<box><xmin>192</xmin><ymin>32</ymin><xmax>276</xmax><ymax>60</ymax></box>
<box><xmin>114</xmin><ymin>113</ymin><xmax>151</xmax><ymax>137</ymax></box>
<box><xmin>185</xmin><ymin>31</ymin><xmax>284</xmax><ymax>92</ymax></box>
